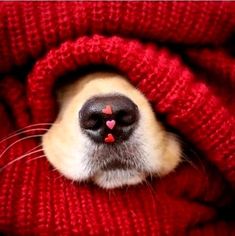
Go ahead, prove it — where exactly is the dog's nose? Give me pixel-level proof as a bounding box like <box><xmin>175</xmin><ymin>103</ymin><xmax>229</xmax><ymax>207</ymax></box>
<box><xmin>79</xmin><ymin>94</ymin><xmax>139</xmax><ymax>143</ymax></box>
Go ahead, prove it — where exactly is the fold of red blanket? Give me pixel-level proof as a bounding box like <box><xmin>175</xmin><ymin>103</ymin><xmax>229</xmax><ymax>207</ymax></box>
<box><xmin>0</xmin><ymin>2</ymin><xmax>234</xmax><ymax>235</ymax></box>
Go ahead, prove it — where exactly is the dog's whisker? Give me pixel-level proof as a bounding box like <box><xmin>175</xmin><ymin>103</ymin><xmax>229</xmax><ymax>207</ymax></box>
<box><xmin>69</xmin><ymin>179</ymin><xmax>76</xmax><ymax>185</ymax></box>
<box><xmin>181</xmin><ymin>154</ymin><xmax>198</xmax><ymax>170</ymax></box>
<box><xmin>12</xmin><ymin>148</ymin><xmax>44</xmax><ymax>163</ymax></box>
<box><xmin>0</xmin><ymin>156</ymin><xmax>27</xmax><ymax>172</ymax></box>
<box><xmin>0</xmin><ymin>153</ymin><xmax>45</xmax><ymax>172</ymax></box>
<box><xmin>55</xmin><ymin>174</ymin><xmax>64</xmax><ymax>181</ymax></box>
<box><xmin>24</xmin><ymin>143</ymin><xmax>43</xmax><ymax>154</ymax></box>
<box><xmin>1</xmin><ymin>122</ymin><xmax>54</xmax><ymax>138</ymax></box>
<box><xmin>26</xmin><ymin>155</ymin><xmax>46</xmax><ymax>163</ymax></box>
<box><xmin>0</xmin><ymin>128</ymin><xmax>48</xmax><ymax>144</ymax></box>
<box><xmin>144</xmin><ymin>178</ymin><xmax>156</xmax><ymax>196</ymax></box>
<box><xmin>0</xmin><ymin>135</ymin><xmax>43</xmax><ymax>159</ymax></box>
<box><xmin>0</xmin><ymin>122</ymin><xmax>58</xmax><ymax>143</ymax></box>
<box><xmin>0</xmin><ymin>152</ymin><xmax>43</xmax><ymax>172</ymax></box>
<box><xmin>154</xmin><ymin>168</ymin><xmax>161</xmax><ymax>178</ymax></box>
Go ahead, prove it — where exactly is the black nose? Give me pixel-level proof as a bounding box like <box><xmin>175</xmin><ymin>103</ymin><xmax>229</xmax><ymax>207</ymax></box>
<box><xmin>79</xmin><ymin>94</ymin><xmax>139</xmax><ymax>143</ymax></box>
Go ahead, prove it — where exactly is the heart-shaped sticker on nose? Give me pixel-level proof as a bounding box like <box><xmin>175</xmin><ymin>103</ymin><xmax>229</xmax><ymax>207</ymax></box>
<box><xmin>106</xmin><ymin>120</ymin><xmax>116</xmax><ymax>130</ymax></box>
<box><xmin>102</xmin><ymin>105</ymin><xmax>112</xmax><ymax>115</ymax></box>
<box><xmin>104</xmin><ymin>133</ymin><xmax>115</xmax><ymax>143</ymax></box>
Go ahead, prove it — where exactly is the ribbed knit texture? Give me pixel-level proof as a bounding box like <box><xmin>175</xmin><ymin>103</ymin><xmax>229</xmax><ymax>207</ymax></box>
<box><xmin>0</xmin><ymin>2</ymin><xmax>234</xmax><ymax>235</ymax></box>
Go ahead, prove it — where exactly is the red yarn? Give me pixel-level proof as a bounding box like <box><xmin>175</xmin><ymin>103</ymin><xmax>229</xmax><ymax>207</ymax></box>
<box><xmin>0</xmin><ymin>2</ymin><xmax>235</xmax><ymax>235</ymax></box>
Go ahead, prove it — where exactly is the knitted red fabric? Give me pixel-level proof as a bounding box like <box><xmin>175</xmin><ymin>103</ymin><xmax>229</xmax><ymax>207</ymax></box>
<box><xmin>0</xmin><ymin>2</ymin><xmax>235</xmax><ymax>235</ymax></box>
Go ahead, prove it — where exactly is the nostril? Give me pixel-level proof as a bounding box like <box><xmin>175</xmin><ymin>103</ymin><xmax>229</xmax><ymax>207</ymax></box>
<box><xmin>81</xmin><ymin>113</ymin><xmax>103</xmax><ymax>130</ymax></box>
<box><xmin>117</xmin><ymin>110</ymin><xmax>138</xmax><ymax>126</ymax></box>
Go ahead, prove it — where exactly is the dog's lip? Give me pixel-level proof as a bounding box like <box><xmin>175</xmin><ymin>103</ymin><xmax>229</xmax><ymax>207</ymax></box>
<box><xmin>101</xmin><ymin>160</ymin><xmax>131</xmax><ymax>171</ymax></box>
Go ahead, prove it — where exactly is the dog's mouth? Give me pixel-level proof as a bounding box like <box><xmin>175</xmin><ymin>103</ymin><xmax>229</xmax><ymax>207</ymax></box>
<box><xmin>88</xmin><ymin>141</ymin><xmax>147</xmax><ymax>188</ymax></box>
<box><xmin>88</xmin><ymin>140</ymin><xmax>144</xmax><ymax>172</ymax></box>
<box><xmin>101</xmin><ymin>159</ymin><xmax>132</xmax><ymax>171</ymax></box>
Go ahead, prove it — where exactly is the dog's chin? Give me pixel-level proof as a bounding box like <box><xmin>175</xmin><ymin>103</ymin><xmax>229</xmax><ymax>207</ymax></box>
<box><xmin>93</xmin><ymin>169</ymin><xmax>146</xmax><ymax>189</ymax></box>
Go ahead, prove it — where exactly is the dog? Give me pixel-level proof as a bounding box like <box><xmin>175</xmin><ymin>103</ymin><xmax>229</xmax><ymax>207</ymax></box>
<box><xmin>42</xmin><ymin>72</ymin><xmax>181</xmax><ymax>189</ymax></box>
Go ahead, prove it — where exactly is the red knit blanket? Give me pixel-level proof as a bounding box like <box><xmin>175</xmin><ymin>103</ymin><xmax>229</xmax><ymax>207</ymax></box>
<box><xmin>0</xmin><ymin>2</ymin><xmax>235</xmax><ymax>235</ymax></box>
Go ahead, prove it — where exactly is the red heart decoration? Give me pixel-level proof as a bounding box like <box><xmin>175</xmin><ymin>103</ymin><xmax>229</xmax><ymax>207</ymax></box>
<box><xmin>106</xmin><ymin>120</ymin><xmax>116</xmax><ymax>129</ymax></box>
<box><xmin>102</xmin><ymin>105</ymin><xmax>112</xmax><ymax>115</ymax></box>
<box><xmin>104</xmin><ymin>133</ymin><xmax>115</xmax><ymax>143</ymax></box>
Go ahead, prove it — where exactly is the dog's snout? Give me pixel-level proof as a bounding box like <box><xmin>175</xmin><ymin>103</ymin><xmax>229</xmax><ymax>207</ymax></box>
<box><xmin>79</xmin><ymin>95</ymin><xmax>139</xmax><ymax>143</ymax></box>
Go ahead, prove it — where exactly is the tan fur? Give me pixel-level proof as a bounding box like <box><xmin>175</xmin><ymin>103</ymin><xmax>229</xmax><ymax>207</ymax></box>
<box><xmin>42</xmin><ymin>72</ymin><xmax>181</xmax><ymax>188</ymax></box>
